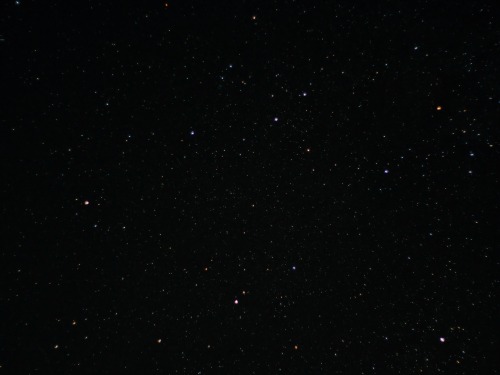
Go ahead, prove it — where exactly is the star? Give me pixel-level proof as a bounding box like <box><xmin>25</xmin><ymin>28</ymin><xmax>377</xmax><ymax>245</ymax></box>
<box><xmin>84</xmin><ymin>200</ymin><xmax>90</xmax><ymax>205</ymax></box>
<box><xmin>234</xmin><ymin>299</ymin><xmax>239</xmax><ymax>305</ymax></box>
<box><xmin>440</xmin><ymin>337</ymin><xmax>445</xmax><ymax>343</ymax></box>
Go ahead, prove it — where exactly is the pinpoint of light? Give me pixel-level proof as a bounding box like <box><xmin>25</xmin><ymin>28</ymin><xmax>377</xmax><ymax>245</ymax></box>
<box><xmin>440</xmin><ymin>337</ymin><xmax>445</xmax><ymax>343</ymax></box>
<box><xmin>292</xmin><ymin>266</ymin><xmax>296</xmax><ymax>271</ymax></box>
<box><xmin>436</xmin><ymin>106</ymin><xmax>442</xmax><ymax>111</ymax></box>
<box><xmin>234</xmin><ymin>299</ymin><xmax>239</xmax><ymax>305</ymax></box>
<box><xmin>84</xmin><ymin>200</ymin><xmax>90</xmax><ymax>205</ymax></box>
<box><xmin>157</xmin><ymin>339</ymin><xmax>162</xmax><ymax>344</ymax></box>
<box><xmin>384</xmin><ymin>169</ymin><xmax>389</xmax><ymax>174</ymax></box>
<box><xmin>294</xmin><ymin>345</ymin><xmax>299</xmax><ymax>350</ymax></box>
<box><xmin>190</xmin><ymin>130</ymin><xmax>195</xmax><ymax>135</ymax></box>
<box><xmin>274</xmin><ymin>117</ymin><xmax>278</xmax><ymax>122</ymax></box>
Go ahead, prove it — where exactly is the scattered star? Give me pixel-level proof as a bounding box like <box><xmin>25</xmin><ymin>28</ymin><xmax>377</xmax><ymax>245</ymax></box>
<box><xmin>4</xmin><ymin>2</ymin><xmax>496</xmax><ymax>373</ymax></box>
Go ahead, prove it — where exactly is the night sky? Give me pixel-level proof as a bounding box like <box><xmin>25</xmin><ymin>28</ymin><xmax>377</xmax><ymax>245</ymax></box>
<box><xmin>2</xmin><ymin>0</ymin><xmax>499</xmax><ymax>373</ymax></box>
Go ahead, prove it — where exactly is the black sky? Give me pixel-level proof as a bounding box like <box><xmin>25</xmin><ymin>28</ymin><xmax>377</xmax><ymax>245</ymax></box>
<box><xmin>1</xmin><ymin>0</ymin><xmax>499</xmax><ymax>373</ymax></box>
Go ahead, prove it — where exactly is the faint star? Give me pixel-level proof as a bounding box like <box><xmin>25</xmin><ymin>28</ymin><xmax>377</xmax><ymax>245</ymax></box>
<box><xmin>234</xmin><ymin>299</ymin><xmax>239</xmax><ymax>305</ymax></box>
<box><xmin>384</xmin><ymin>169</ymin><xmax>389</xmax><ymax>174</ymax></box>
<box><xmin>84</xmin><ymin>200</ymin><xmax>90</xmax><ymax>205</ymax></box>
<box><xmin>440</xmin><ymin>337</ymin><xmax>445</xmax><ymax>343</ymax></box>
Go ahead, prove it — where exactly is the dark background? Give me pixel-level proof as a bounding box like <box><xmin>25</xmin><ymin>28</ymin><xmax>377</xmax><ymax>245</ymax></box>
<box><xmin>1</xmin><ymin>0</ymin><xmax>499</xmax><ymax>373</ymax></box>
